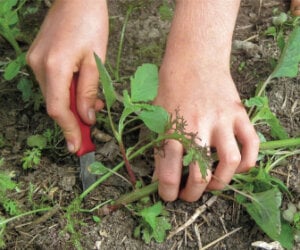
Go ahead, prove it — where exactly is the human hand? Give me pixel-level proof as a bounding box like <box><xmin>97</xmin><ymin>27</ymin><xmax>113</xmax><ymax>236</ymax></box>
<box><xmin>26</xmin><ymin>0</ymin><xmax>109</xmax><ymax>153</ymax></box>
<box><xmin>154</xmin><ymin>59</ymin><xmax>259</xmax><ymax>202</ymax></box>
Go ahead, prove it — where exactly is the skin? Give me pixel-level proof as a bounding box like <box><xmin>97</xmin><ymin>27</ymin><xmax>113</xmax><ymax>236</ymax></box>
<box><xmin>153</xmin><ymin>0</ymin><xmax>259</xmax><ymax>202</ymax></box>
<box><xmin>27</xmin><ymin>0</ymin><xmax>108</xmax><ymax>153</ymax></box>
<box><xmin>28</xmin><ymin>0</ymin><xmax>300</xmax><ymax>202</ymax></box>
<box><xmin>291</xmin><ymin>0</ymin><xmax>300</xmax><ymax>16</ymax></box>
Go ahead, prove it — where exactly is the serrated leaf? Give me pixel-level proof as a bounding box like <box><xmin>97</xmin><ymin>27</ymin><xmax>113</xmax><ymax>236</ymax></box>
<box><xmin>152</xmin><ymin>217</ymin><xmax>171</xmax><ymax>243</ymax></box>
<box><xmin>183</xmin><ymin>150</ymin><xmax>194</xmax><ymax>166</ymax></box>
<box><xmin>271</xmin><ymin>26</ymin><xmax>300</xmax><ymax>78</ymax></box>
<box><xmin>139</xmin><ymin>202</ymin><xmax>163</xmax><ymax>230</ymax></box>
<box><xmin>94</xmin><ymin>54</ymin><xmax>116</xmax><ymax>109</ymax></box>
<box><xmin>142</xmin><ymin>227</ymin><xmax>151</xmax><ymax>244</ymax></box>
<box><xmin>130</xmin><ymin>64</ymin><xmax>158</xmax><ymax>102</ymax></box>
<box><xmin>27</xmin><ymin>135</ymin><xmax>47</xmax><ymax>149</ymax></box>
<box><xmin>138</xmin><ymin>106</ymin><xmax>169</xmax><ymax>134</ymax></box>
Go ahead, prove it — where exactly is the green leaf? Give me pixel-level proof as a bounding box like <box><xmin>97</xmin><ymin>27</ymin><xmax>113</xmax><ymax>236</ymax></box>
<box><xmin>272</xmin><ymin>12</ymin><xmax>288</xmax><ymax>26</ymax></box>
<box><xmin>271</xmin><ymin>26</ymin><xmax>300</xmax><ymax>78</ymax></box>
<box><xmin>183</xmin><ymin>150</ymin><xmax>194</xmax><ymax>166</ymax></box>
<box><xmin>159</xmin><ymin>3</ymin><xmax>173</xmax><ymax>21</ymax></box>
<box><xmin>0</xmin><ymin>171</ymin><xmax>16</xmax><ymax>191</ymax></box>
<box><xmin>242</xmin><ymin>188</ymin><xmax>282</xmax><ymax>240</ymax></box>
<box><xmin>94</xmin><ymin>54</ymin><xmax>116</xmax><ymax>109</ymax></box>
<box><xmin>17</xmin><ymin>78</ymin><xmax>33</xmax><ymax>102</ymax></box>
<box><xmin>152</xmin><ymin>217</ymin><xmax>171</xmax><ymax>243</ymax></box>
<box><xmin>4</xmin><ymin>59</ymin><xmax>20</xmax><ymax>80</ymax></box>
<box><xmin>277</xmin><ymin>222</ymin><xmax>293</xmax><ymax>250</ymax></box>
<box><xmin>26</xmin><ymin>135</ymin><xmax>47</xmax><ymax>149</ymax></box>
<box><xmin>92</xmin><ymin>215</ymin><xmax>101</xmax><ymax>223</ymax></box>
<box><xmin>130</xmin><ymin>64</ymin><xmax>158</xmax><ymax>102</ymax></box>
<box><xmin>118</xmin><ymin>90</ymin><xmax>138</xmax><ymax>133</ymax></box>
<box><xmin>89</xmin><ymin>161</ymin><xmax>109</xmax><ymax>175</ymax></box>
<box><xmin>246</xmin><ymin>97</ymin><xmax>288</xmax><ymax>139</ymax></box>
<box><xmin>265</xmin><ymin>26</ymin><xmax>276</xmax><ymax>38</ymax></box>
<box><xmin>141</xmin><ymin>227</ymin><xmax>151</xmax><ymax>244</ymax></box>
<box><xmin>139</xmin><ymin>202</ymin><xmax>163</xmax><ymax>230</ymax></box>
<box><xmin>138</xmin><ymin>106</ymin><xmax>169</xmax><ymax>134</ymax></box>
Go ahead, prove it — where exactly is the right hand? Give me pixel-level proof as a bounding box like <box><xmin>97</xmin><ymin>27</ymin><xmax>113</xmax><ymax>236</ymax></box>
<box><xmin>26</xmin><ymin>0</ymin><xmax>109</xmax><ymax>153</ymax></box>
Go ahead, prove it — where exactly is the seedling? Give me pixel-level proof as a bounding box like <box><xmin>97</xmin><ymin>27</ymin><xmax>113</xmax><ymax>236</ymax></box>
<box><xmin>133</xmin><ymin>201</ymin><xmax>171</xmax><ymax>243</ymax></box>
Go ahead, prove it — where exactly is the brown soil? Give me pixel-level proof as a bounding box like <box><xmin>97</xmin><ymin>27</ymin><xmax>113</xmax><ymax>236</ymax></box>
<box><xmin>0</xmin><ymin>0</ymin><xmax>299</xmax><ymax>249</ymax></box>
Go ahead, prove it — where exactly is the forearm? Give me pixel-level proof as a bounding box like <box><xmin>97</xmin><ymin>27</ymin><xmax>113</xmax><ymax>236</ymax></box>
<box><xmin>164</xmin><ymin>0</ymin><xmax>240</xmax><ymax>69</ymax></box>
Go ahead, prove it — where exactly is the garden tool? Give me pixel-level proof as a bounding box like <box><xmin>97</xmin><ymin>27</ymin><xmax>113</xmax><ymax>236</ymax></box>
<box><xmin>70</xmin><ymin>75</ymin><xmax>97</xmax><ymax>191</ymax></box>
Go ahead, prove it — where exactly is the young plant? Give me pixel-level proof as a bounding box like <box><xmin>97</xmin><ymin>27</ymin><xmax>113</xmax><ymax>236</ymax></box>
<box><xmin>133</xmin><ymin>201</ymin><xmax>171</xmax><ymax>243</ymax></box>
<box><xmin>239</xmin><ymin>23</ymin><xmax>300</xmax><ymax>249</ymax></box>
<box><xmin>21</xmin><ymin>134</ymin><xmax>47</xmax><ymax>169</ymax></box>
<box><xmin>0</xmin><ymin>166</ymin><xmax>21</xmax><ymax>248</ymax></box>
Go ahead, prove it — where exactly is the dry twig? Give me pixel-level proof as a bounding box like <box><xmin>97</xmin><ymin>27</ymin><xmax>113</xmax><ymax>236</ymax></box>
<box><xmin>200</xmin><ymin>227</ymin><xmax>242</xmax><ymax>250</ymax></box>
<box><xmin>167</xmin><ymin>196</ymin><xmax>218</xmax><ymax>240</ymax></box>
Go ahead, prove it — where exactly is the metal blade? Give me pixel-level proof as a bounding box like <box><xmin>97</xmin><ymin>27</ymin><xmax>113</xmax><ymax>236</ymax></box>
<box><xmin>79</xmin><ymin>151</ymin><xmax>97</xmax><ymax>191</ymax></box>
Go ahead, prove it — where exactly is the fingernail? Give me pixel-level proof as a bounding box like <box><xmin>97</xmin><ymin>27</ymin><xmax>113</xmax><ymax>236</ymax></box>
<box><xmin>67</xmin><ymin>141</ymin><xmax>76</xmax><ymax>153</ymax></box>
<box><xmin>88</xmin><ymin>108</ymin><xmax>95</xmax><ymax>122</ymax></box>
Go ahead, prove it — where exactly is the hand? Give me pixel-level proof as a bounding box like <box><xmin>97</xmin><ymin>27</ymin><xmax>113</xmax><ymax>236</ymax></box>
<box><xmin>154</xmin><ymin>60</ymin><xmax>259</xmax><ymax>202</ymax></box>
<box><xmin>26</xmin><ymin>0</ymin><xmax>109</xmax><ymax>153</ymax></box>
<box><xmin>153</xmin><ymin>0</ymin><xmax>259</xmax><ymax>202</ymax></box>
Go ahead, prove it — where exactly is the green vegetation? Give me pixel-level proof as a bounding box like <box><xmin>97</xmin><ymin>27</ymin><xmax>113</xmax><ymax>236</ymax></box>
<box><xmin>0</xmin><ymin>2</ymin><xmax>299</xmax><ymax>250</ymax></box>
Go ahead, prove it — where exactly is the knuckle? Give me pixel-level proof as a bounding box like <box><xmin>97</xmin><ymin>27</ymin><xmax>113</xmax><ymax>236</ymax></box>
<box><xmin>81</xmin><ymin>87</ymin><xmax>98</xmax><ymax>100</ymax></box>
<box><xmin>46</xmin><ymin>103</ymin><xmax>61</xmax><ymax>120</ymax></box>
<box><xmin>26</xmin><ymin>50</ymin><xmax>39</xmax><ymax>69</ymax></box>
<box><xmin>44</xmin><ymin>53</ymin><xmax>63</xmax><ymax>72</ymax></box>
<box><xmin>223</xmin><ymin>152</ymin><xmax>241</xmax><ymax>167</ymax></box>
<box><xmin>159</xmin><ymin>175</ymin><xmax>178</xmax><ymax>188</ymax></box>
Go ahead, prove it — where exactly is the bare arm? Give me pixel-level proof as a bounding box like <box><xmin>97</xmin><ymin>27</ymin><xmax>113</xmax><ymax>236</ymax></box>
<box><xmin>154</xmin><ymin>0</ymin><xmax>260</xmax><ymax>202</ymax></box>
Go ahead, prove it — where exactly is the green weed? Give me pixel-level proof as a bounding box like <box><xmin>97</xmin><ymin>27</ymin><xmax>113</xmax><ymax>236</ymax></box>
<box><xmin>0</xmin><ymin>0</ymin><xmax>43</xmax><ymax>110</ymax></box>
<box><xmin>133</xmin><ymin>201</ymin><xmax>171</xmax><ymax>243</ymax></box>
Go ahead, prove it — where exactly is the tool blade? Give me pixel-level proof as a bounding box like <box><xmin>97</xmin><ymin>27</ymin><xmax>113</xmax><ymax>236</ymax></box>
<box><xmin>79</xmin><ymin>151</ymin><xmax>97</xmax><ymax>191</ymax></box>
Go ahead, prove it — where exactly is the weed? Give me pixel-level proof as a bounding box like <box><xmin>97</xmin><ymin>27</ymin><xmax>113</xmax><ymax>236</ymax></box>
<box><xmin>265</xmin><ymin>11</ymin><xmax>300</xmax><ymax>51</ymax></box>
<box><xmin>159</xmin><ymin>1</ymin><xmax>174</xmax><ymax>21</ymax></box>
<box><xmin>21</xmin><ymin>147</ymin><xmax>41</xmax><ymax>169</ymax></box>
<box><xmin>0</xmin><ymin>0</ymin><xmax>43</xmax><ymax>110</ymax></box>
<box><xmin>0</xmin><ymin>169</ymin><xmax>21</xmax><ymax>248</ymax></box>
<box><xmin>133</xmin><ymin>201</ymin><xmax>171</xmax><ymax>243</ymax></box>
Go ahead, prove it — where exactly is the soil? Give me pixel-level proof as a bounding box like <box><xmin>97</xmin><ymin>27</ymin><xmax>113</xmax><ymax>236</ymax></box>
<box><xmin>0</xmin><ymin>0</ymin><xmax>299</xmax><ymax>249</ymax></box>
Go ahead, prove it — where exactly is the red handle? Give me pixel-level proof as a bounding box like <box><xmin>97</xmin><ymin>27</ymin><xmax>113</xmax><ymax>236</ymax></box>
<box><xmin>70</xmin><ymin>74</ymin><xmax>96</xmax><ymax>156</ymax></box>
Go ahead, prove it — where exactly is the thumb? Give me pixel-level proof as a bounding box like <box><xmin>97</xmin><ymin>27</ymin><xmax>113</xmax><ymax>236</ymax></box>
<box><xmin>77</xmin><ymin>61</ymin><xmax>104</xmax><ymax>124</ymax></box>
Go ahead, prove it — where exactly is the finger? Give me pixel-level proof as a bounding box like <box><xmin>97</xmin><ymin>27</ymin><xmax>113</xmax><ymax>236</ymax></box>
<box><xmin>45</xmin><ymin>65</ymin><xmax>81</xmax><ymax>153</ymax></box>
<box><xmin>155</xmin><ymin>140</ymin><xmax>183</xmax><ymax>201</ymax></box>
<box><xmin>291</xmin><ymin>0</ymin><xmax>300</xmax><ymax>16</ymax></box>
<box><xmin>179</xmin><ymin>163</ymin><xmax>211</xmax><ymax>202</ymax></box>
<box><xmin>235</xmin><ymin>117</ymin><xmax>259</xmax><ymax>173</ymax></box>
<box><xmin>207</xmin><ymin>128</ymin><xmax>241</xmax><ymax>190</ymax></box>
<box><xmin>77</xmin><ymin>58</ymin><xmax>101</xmax><ymax>124</ymax></box>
